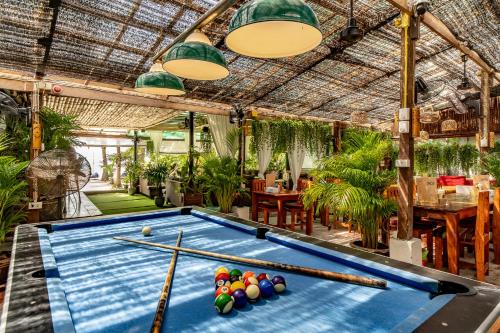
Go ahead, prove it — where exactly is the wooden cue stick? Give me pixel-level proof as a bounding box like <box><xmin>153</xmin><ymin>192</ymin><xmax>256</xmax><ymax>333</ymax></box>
<box><xmin>151</xmin><ymin>230</ymin><xmax>183</xmax><ymax>333</ymax></box>
<box><xmin>114</xmin><ymin>236</ymin><xmax>387</xmax><ymax>289</ymax></box>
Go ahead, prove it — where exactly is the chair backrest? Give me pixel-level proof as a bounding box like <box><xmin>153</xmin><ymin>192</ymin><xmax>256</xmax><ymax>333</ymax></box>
<box><xmin>265</xmin><ymin>173</ymin><xmax>276</xmax><ymax>187</ymax></box>
<box><xmin>385</xmin><ymin>185</ymin><xmax>399</xmax><ymax>200</ymax></box>
<box><xmin>476</xmin><ymin>190</ymin><xmax>490</xmax><ymax>237</ymax></box>
<box><xmin>252</xmin><ymin>179</ymin><xmax>266</xmax><ymax>192</ymax></box>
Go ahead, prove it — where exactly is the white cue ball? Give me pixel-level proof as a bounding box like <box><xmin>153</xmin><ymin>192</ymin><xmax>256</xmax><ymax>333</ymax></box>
<box><xmin>142</xmin><ymin>226</ymin><xmax>152</xmax><ymax>236</ymax></box>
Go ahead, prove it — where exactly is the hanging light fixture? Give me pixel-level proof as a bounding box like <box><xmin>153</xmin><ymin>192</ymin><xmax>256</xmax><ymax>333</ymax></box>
<box><xmin>135</xmin><ymin>63</ymin><xmax>185</xmax><ymax>95</ymax></box>
<box><xmin>339</xmin><ymin>0</ymin><xmax>363</xmax><ymax>42</ymax></box>
<box><xmin>457</xmin><ymin>54</ymin><xmax>472</xmax><ymax>91</ymax></box>
<box><xmin>441</xmin><ymin>119</ymin><xmax>458</xmax><ymax>132</ymax></box>
<box><xmin>162</xmin><ymin>30</ymin><xmax>229</xmax><ymax>80</ymax></box>
<box><xmin>225</xmin><ymin>0</ymin><xmax>322</xmax><ymax>58</ymax></box>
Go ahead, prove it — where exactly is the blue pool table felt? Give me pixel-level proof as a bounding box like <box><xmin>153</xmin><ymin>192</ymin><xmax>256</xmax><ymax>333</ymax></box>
<box><xmin>39</xmin><ymin>211</ymin><xmax>454</xmax><ymax>333</ymax></box>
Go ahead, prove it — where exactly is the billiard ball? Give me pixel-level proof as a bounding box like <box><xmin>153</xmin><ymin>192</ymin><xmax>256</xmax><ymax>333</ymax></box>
<box><xmin>214</xmin><ymin>272</ymin><xmax>230</xmax><ymax>283</ymax></box>
<box><xmin>214</xmin><ymin>293</ymin><xmax>233</xmax><ymax>314</ymax></box>
<box><xmin>271</xmin><ymin>276</ymin><xmax>286</xmax><ymax>293</ymax></box>
<box><xmin>246</xmin><ymin>284</ymin><xmax>260</xmax><ymax>302</ymax></box>
<box><xmin>215</xmin><ymin>285</ymin><xmax>232</xmax><ymax>298</ymax></box>
<box><xmin>214</xmin><ymin>266</ymin><xmax>229</xmax><ymax>277</ymax></box>
<box><xmin>229</xmin><ymin>269</ymin><xmax>242</xmax><ymax>280</ymax></box>
<box><xmin>232</xmin><ymin>289</ymin><xmax>247</xmax><ymax>308</ymax></box>
<box><xmin>215</xmin><ymin>279</ymin><xmax>231</xmax><ymax>289</ymax></box>
<box><xmin>258</xmin><ymin>279</ymin><xmax>274</xmax><ymax>298</ymax></box>
<box><xmin>256</xmin><ymin>273</ymin><xmax>270</xmax><ymax>282</ymax></box>
<box><xmin>141</xmin><ymin>226</ymin><xmax>152</xmax><ymax>236</ymax></box>
<box><xmin>230</xmin><ymin>275</ymin><xmax>243</xmax><ymax>283</ymax></box>
<box><xmin>242</xmin><ymin>271</ymin><xmax>255</xmax><ymax>281</ymax></box>
<box><xmin>244</xmin><ymin>276</ymin><xmax>258</xmax><ymax>287</ymax></box>
<box><xmin>230</xmin><ymin>280</ymin><xmax>246</xmax><ymax>293</ymax></box>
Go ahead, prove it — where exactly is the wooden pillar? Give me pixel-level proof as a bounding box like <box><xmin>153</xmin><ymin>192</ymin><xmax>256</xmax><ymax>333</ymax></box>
<box><xmin>133</xmin><ymin>130</ymin><xmax>138</xmax><ymax>162</ymax></box>
<box><xmin>396</xmin><ymin>12</ymin><xmax>418</xmax><ymax>240</ymax></box>
<box><xmin>28</xmin><ymin>83</ymin><xmax>43</xmax><ymax>223</ymax></box>
<box><xmin>333</xmin><ymin>121</ymin><xmax>342</xmax><ymax>153</ymax></box>
<box><xmin>479</xmin><ymin>70</ymin><xmax>493</xmax><ymax>153</ymax></box>
<box><xmin>115</xmin><ymin>146</ymin><xmax>122</xmax><ymax>188</ymax></box>
<box><xmin>188</xmin><ymin>112</ymin><xmax>194</xmax><ymax>183</ymax></box>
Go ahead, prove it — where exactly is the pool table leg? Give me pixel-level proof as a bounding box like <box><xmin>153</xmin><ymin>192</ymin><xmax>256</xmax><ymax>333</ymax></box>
<box><xmin>446</xmin><ymin>212</ymin><xmax>460</xmax><ymax>275</ymax></box>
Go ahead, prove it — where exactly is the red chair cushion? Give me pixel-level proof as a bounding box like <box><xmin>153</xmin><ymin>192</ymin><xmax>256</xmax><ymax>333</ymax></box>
<box><xmin>438</xmin><ymin>176</ymin><xmax>466</xmax><ymax>186</ymax></box>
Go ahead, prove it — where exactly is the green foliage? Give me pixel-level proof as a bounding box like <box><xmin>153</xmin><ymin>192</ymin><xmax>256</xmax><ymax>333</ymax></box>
<box><xmin>303</xmin><ymin>129</ymin><xmax>396</xmax><ymax>249</ymax></box>
<box><xmin>174</xmin><ymin>149</ymin><xmax>206</xmax><ymax>194</ymax></box>
<box><xmin>482</xmin><ymin>152</ymin><xmax>500</xmax><ymax>186</ymax></box>
<box><xmin>267</xmin><ymin>152</ymin><xmax>286</xmax><ymax>173</ymax></box>
<box><xmin>414</xmin><ymin>140</ymin><xmax>478</xmax><ymax>177</ymax></box>
<box><xmin>251</xmin><ymin>119</ymin><xmax>331</xmax><ymax>158</ymax></box>
<box><xmin>200</xmin><ymin>127</ymin><xmax>213</xmax><ymax>154</ymax></box>
<box><xmin>143</xmin><ymin>155</ymin><xmax>176</xmax><ymax>198</ymax></box>
<box><xmin>0</xmin><ymin>134</ymin><xmax>28</xmax><ymax>243</ymax></box>
<box><xmin>198</xmin><ymin>156</ymin><xmax>246</xmax><ymax>213</ymax></box>
<box><xmin>124</xmin><ymin>160</ymin><xmax>142</xmax><ymax>185</ymax></box>
<box><xmin>225</xmin><ymin>127</ymin><xmax>241</xmax><ymax>158</ymax></box>
<box><xmin>3</xmin><ymin>116</ymin><xmax>30</xmax><ymax>161</ymax></box>
<box><xmin>40</xmin><ymin>107</ymin><xmax>82</xmax><ymax>150</ymax></box>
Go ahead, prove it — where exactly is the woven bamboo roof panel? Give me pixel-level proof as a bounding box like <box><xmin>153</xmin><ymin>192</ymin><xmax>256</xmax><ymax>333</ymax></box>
<box><xmin>43</xmin><ymin>95</ymin><xmax>179</xmax><ymax>129</ymax></box>
<box><xmin>0</xmin><ymin>0</ymin><xmax>497</xmax><ymax>126</ymax></box>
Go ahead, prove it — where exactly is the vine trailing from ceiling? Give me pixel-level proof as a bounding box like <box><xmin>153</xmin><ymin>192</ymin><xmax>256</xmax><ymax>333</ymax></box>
<box><xmin>251</xmin><ymin>119</ymin><xmax>331</xmax><ymax>158</ymax></box>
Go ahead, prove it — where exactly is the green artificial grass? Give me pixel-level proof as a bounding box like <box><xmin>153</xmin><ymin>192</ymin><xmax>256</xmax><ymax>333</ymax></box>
<box><xmin>87</xmin><ymin>193</ymin><xmax>163</xmax><ymax>215</ymax></box>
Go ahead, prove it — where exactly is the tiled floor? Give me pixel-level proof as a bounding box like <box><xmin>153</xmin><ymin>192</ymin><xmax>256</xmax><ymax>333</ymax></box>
<box><xmin>64</xmin><ymin>192</ymin><xmax>102</xmax><ymax>219</ymax></box>
<box><xmin>82</xmin><ymin>179</ymin><xmax>115</xmax><ymax>193</ymax></box>
<box><xmin>253</xmin><ymin>213</ymin><xmax>500</xmax><ymax>286</ymax></box>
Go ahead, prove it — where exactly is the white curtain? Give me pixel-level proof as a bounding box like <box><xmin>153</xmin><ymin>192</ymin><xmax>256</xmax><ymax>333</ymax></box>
<box><xmin>287</xmin><ymin>142</ymin><xmax>306</xmax><ymax>190</ymax></box>
<box><xmin>149</xmin><ymin>131</ymin><xmax>163</xmax><ymax>155</ymax></box>
<box><xmin>207</xmin><ymin>114</ymin><xmax>236</xmax><ymax>157</ymax></box>
<box><xmin>257</xmin><ymin>139</ymin><xmax>273</xmax><ymax>179</ymax></box>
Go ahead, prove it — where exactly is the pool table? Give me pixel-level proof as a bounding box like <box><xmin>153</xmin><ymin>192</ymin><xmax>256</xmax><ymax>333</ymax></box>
<box><xmin>1</xmin><ymin>207</ymin><xmax>499</xmax><ymax>333</ymax></box>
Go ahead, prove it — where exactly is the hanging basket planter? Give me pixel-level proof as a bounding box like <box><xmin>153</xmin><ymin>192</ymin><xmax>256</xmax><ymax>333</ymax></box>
<box><xmin>419</xmin><ymin>130</ymin><xmax>430</xmax><ymax>140</ymax></box>
<box><xmin>441</xmin><ymin>119</ymin><xmax>458</xmax><ymax>132</ymax></box>
<box><xmin>419</xmin><ymin>111</ymin><xmax>440</xmax><ymax>124</ymax></box>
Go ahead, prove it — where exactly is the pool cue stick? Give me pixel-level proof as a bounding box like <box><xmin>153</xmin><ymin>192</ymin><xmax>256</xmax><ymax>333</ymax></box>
<box><xmin>114</xmin><ymin>236</ymin><xmax>386</xmax><ymax>289</ymax></box>
<box><xmin>151</xmin><ymin>230</ymin><xmax>183</xmax><ymax>333</ymax></box>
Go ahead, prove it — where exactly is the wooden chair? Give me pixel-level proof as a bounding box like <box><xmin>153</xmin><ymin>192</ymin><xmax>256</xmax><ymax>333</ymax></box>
<box><xmin>493</xmin><ymin>187</ymin><xmax>500</xmax><ymax>265</ymax></box>
<box><xmin>458</xmin><ymin>190</ymin><xmax>490</xmax><ymax>281</ymax></box>
<box><xmin>251</xmin><ymin>179</ymin><xmax>278</xmax><ymax>225</ymax></box>
<box><xmin>283</xmin><ymin>179</ymin><xmax>311</xmax><ymax>231</ymax></box>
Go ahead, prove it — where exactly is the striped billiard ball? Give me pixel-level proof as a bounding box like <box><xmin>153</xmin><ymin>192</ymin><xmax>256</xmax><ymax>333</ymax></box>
<box><xmin>215</xmin><ymin>285</ymin><xmax>232</xmax><ymax>298</ymax></box>
<box><xmin>215</xmin><ymin>272</ymin><xmax>230</xmax><ymax>283</ymax></box>
<box><xmin>242</xmin><ymin>271</ymin><xmax>255</xmax><ymax>281</ymax></box>
<box><xmin>215</xmin><ymin>279</ymin><xmax>231</xmax><ymax>290</ymax></box>
<box><xmin>244</xmin><ymin>276</ymin><xmax>258</xmax><ymax>287</ymax></box>
<box><xmin>256</xmin><ymin>273</ymin><xmax>270</xmax><ymax>282</ymax></box>
<box><xmin>271</xmin><ymin>275</ymin><xmax>286</xmax><ymax>293</ymax></box>
<box><xmin>214</xmin><ymin>293</ymin><xmax>233</xmax><ymax>314</ymax></box>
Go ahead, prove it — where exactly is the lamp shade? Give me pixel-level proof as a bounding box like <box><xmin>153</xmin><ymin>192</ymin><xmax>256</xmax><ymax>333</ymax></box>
<box><xmin>135</xmin><ymin>71</ymin><xmax>185</xmax><ymax>96</ymax></box>
<box><xmin>162</xmin><ymin>38</ymin><xmax>229</xmax><ymax>80</ymax></box>
<box><xmin>225</xmin><ymin>0</ymin><xmax>322</xmax><ymax>58</ymax></box>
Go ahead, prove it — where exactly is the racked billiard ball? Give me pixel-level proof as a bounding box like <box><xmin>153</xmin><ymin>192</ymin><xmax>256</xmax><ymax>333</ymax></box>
<box><xmin>215</xmin><ymin>279</ymin><xmax>231</xmax><ymax>290</ymax></box>
<box><xmin>230</xmin><ymin>280</ymin><xmax>246</xmax><ymax>293</ymax></box>
<box><xmin>256</xmin><ymin>273</ymin><xmax>270</xmax><ymax>282</ymax></box>
<box><xmin>214</xmin><ymin>293</ymin><xmax>233</xmax><ymax>314</ymax></box>
<box><xmin>229</xmin><ymin>269</ymin><xmax>242</xmax><ymax>280</ymax></box>
<box><xmin>242</xmin><ymin>271</ymin><xmax>255</xmax><ymax>281</ymax></box>
<box><xmin>215</xmin><ymin>285</ymin><xmax>232</xmax><ymax>298</ymax></box>
<box><xmin>244</xmin><ymin>276</ymin><xmax>258</xmax><ymax>287</ymax></box>
<box><xmin>258</xmin><ymin>279</ymin><xmax>274</xmax><ymax>298</ymax></box>
<box><xmin>214</xmin><ymin>272</ymin><xmax>230</xmax><ymax>283</ymax></box>
<box><xmin>214</xmin><ymin>266</ymin><xmax>229</xmax><ymax>277</ymax></box>
<box><xmin>232</xmin><ymin>288</ymin><xmax>247</xmax><ymax>308</ymax></box>
<box><xmin>230</xmin><ymin>275</ymin><xmax>243</xmax><ymax>283</ymax></box>
<box><xmin>271</xmin><ymin>275</ymin><xmax>286</xmax><ymax>293</ymax></box>
<box><xmin>246</xmin><ymin>284</ymin><xmax>260</xmax><ymax>302</ymax></box>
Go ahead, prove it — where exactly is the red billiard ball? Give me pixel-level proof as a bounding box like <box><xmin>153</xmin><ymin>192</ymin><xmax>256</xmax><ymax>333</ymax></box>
<box><xmin>256</xmin><ymin>273</ymin><xmax>270</xmax><ymax>282</ymax></box>
<box><xmin>244</xmin><ymin>276</ymin><xmax>258</xmax><ymax>287</ymax></box>
<box><xmin>215</xmin><ymin>272</ymin><xmax>230</xmax><ymax>283</ymax></box>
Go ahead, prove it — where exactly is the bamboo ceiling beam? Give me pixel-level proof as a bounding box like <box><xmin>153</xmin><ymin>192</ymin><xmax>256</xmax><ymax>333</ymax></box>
<box><xmin>385</xmin><ymin>0</ymin><xmax>500</xmax><ymax>82</ymax></box>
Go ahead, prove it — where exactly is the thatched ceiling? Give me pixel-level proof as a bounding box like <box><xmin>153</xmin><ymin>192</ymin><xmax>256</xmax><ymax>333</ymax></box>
<box><xmin>1</xmin><ymin>0</ymin><xmax>498</xmax><ymax>126</ymax></box>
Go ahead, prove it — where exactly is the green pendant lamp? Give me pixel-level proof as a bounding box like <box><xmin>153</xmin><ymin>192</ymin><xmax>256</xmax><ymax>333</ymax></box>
<box><xmin>225</xmin><ymin>0</ymin><xmax>322</xmax><ymax>58</ymax></box>
<box><xmin>162</xmin><ymin>30</ymin><xmax>229</xmax><ymax>80</ymax></box>
<box><xmin>135</xmin><ymin>63</ymin><xmax>185</xmax><ymax>95</ymax></box>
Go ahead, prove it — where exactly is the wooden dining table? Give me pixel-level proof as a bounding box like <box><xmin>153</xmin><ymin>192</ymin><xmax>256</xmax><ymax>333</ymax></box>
<box><xmin>251</xmin><ymin>190</ymin><xmax>314</xmax><ymax>235</ymax></box>
<box><xmin>413</xmin><ymin>194</ymin><xmax>493</xmax><ymax>275</ymax></box>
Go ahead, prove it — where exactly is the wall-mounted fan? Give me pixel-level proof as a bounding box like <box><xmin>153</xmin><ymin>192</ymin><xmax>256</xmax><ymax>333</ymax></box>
<box><xmin>26</xmin><ymin>149</ymin><xmax>91</xmax><ymax>221</ymax></box>
<box><xmin>0</xmin><ymin>91</ymin><xmax>31</xmax><ymax>130</ymax></box>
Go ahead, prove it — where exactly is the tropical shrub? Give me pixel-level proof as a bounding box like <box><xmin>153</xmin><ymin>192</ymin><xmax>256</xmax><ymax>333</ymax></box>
<box><xmin>303</xmin><ymin>129</ymin><xmax>396</xmax><ymax>249</ymax></box>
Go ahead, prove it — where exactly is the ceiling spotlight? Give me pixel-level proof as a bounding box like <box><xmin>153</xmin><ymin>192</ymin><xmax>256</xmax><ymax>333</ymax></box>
<box><xmin>339</xmin><ymin>0</ymin><xmax>363</xmax><ymax>43</ymax></box>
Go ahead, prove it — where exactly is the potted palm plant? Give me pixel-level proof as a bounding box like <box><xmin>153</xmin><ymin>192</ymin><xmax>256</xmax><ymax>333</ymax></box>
<box><xmin>143</xmin><ymin>155</ymin><xmax>174</xmax><ymax>207</ymax></box>
<box><xmin>303</xmin><ymin>129</ymin><xmax>396</xmax><ymax>250</ymax></box>
<box><xmin>199</xmin><ymin>156</ymin><xmax>247</xmax><ymax>214</ymax></box>
<box><xmin>125</xmin><ymin>161</ymin><xmax>142</xmax><ymax>195</ymax></box>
